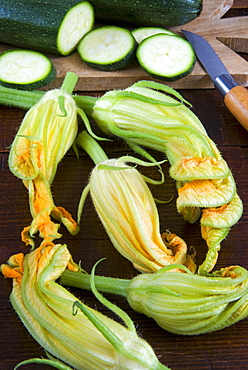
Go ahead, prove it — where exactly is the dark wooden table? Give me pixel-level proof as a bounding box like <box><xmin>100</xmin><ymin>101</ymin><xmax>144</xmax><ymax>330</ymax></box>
<box><xmin>1</xmin><ymin>2</ymin><xmax>248</xmax><ymax>370</ymax></box>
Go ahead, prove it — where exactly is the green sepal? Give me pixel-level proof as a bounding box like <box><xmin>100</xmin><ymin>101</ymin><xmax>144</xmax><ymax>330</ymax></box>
<box><xmin>14</xmin><ymin>358</ymin><xmax>73</xmax><ymax>370</ymax></box>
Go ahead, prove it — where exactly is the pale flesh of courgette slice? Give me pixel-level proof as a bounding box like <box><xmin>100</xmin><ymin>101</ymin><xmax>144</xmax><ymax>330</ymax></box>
<box><xmin>77</xmin><ymin>25</ymin><xmax>137</xmax><ymax>71</ymax></box>
<box><xmin>57</xmin><ymin>1</ymin><xmax>94</xmax><ymax>55</ymax></box>
<box><xmin>0</xmin><ymin>49</ymin><xmax>56</xmax><ymax>90</ymax></box>
<box><xmin>137</xmin><ymin>34</ymin><xmax>196</xmax><ymax>81</ymax></box>
<box><xmin>132</xmin><ymin>27</ymin><xmax>177</xmax><ymax>44</ymax></box>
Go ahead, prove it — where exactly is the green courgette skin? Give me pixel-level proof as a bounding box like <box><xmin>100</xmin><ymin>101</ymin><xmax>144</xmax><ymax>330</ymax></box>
<box><xmin>15</xmin><ymin>0</ymin><xmax>201</xmax><ymax>29</ymax></box>
<box><xmin>0</xmin><ymin>70</ymin><xmax>57</xmax><ymax>90</ymax></box>
<box><xmin>90</xmin><ymin>0</ymin><xmax>202</xmax><ymax>27</ymax></box>
<box><xmin>0</xmin><ymin>0</ymin><xmax>92</xmax><ymax>55</ymax></box>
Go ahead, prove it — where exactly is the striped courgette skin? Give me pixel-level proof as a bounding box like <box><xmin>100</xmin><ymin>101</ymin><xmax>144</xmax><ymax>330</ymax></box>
<box><xmin>0</xmin><ymin>0</ymin><xmax>94</xmax><ymax>55</ymax></box>
<box><xmin>89</xmin><ymin>0</ymin><xmax>202</xmax><ymax>27</ymax></box>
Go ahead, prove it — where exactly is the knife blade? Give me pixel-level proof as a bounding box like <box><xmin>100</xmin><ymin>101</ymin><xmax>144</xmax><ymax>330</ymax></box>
<box><xmin>182</xmin><ymin>30</ymin><xmax>248</xmax><ymax>131</ymax></box>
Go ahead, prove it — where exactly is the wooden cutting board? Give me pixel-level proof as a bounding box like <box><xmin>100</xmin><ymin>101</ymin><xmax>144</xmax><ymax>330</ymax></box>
<box><xmin>0</xmin><ymin>0</ymin><xmax>247</xmax><ymax>90</ymax></box>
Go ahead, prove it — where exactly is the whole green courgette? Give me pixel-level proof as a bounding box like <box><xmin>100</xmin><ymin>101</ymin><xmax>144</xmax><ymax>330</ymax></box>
<box><xmin>87</xmin><ymin>0</ymin><xmax>202</xmax><ymax>27</ymax></box>
<box><xmin>22</xmin><ymin>0</ymin><xmax>202</xmax><ymax>28</ymax></box>
<box><xmin>0</xmin><ymin>0</ymin><xmax>94</xmax><ymax>55</ymax></box>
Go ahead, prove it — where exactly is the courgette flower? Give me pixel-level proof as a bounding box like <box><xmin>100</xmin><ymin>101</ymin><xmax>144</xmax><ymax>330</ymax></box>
<box><xmin>1</xmin><ymin>244</ymin><xmax>171</xmax><ymax>370</ymax></box>
<box><xmin>91</xmin><ymin>80</ymin><xmax>214</xmax><ymax>165</ymax></box>
<box><xmin>89</xmin><ymin>81</ymin><xmax>243</xmax><ymax>273</ymax></box>
<box><xmin>61</xmin><ymin>261</ymin><xmax>248</xmax><ymax>336</ymax></box>
<box><xmin>76</xmin><ymin>131</ymin><xmax>196</xmax><ymax>273</ymax></box>
<box><xmin>8</xmin><ymin>73</ymin><xmax>81</xmax><ymax>248</ymax></box>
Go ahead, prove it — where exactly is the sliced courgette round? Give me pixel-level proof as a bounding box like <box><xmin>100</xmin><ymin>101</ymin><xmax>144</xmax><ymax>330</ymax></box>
<box><xmin>77</xmin><ymin>25</ymin><xmax>137</xmax><ymax>71</ymax></box>
<box><xmin>57</xmin><ymin>1</ymin><xmax>95</xmax><ymax>55</ymax></box>
<box><xmin>136</xmin><ymin>34</ymin><xmax>196</xmax><ymax>82</ymax></box>
<box><xmin>132</xmin><ymin>27</ymin><xmax>177</xmax><ymax>44</ymax></box>
<box><xmin>0</xmin><ymin>49</ymin><xmax>56</xmax><ymax>90</ymax></box>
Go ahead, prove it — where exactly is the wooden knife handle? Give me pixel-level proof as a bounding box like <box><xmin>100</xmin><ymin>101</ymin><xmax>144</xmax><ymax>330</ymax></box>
<box><xmin>224</xmin><ymin>86</ymin><xmax>248</xmax><ymax>131</ymax></box>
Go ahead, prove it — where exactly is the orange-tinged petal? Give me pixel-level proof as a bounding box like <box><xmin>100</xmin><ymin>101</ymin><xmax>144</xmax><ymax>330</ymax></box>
<box><xmin>177</xmin><ymin>175</ymin><xmax>236</xmax><ymax>211</ymax></box>
<box><xmin>1</xmin><ymin>253</ymin><xmax>24</xmax><ymax>282</ymax></box>
<box><xmin>22</xmin><ymin>175</ymin><xmax>62</xmax><ymax>247</ymax></box>
<box><xmin>52</xmin><ymin>206</ymin><xmax>80</xmax><ymax>235</ymax></box>
<box><xmin>221</xmin><ymin>265</ymin><xmax>240</xmax><ymax>279</ymax></box>
<box><xmin>169</xmin><ymin>156</ymin><xmax>230</xmax><ymax>181</ymax></box>
<box><xmin>21</xmin><ymin>174</ymin><xmax>78</xmax><ymax>248</ymax></box>
<box><xmin>31</xmin><ymin>175</ymin><xmax>54</xmax><ymax>216</ymax></box>
<box><xmin>162</xmin><ymin>232</ymin><xmax>197</xmax><ymax>273</ymax></box>
<box><xmin>201</xmin><ymin>192</ymin><xmax>243</xmax><ymax>229</ymax></box>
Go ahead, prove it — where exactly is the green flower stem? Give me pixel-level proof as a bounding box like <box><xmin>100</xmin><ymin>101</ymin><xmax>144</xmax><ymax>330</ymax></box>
<box><xmin>0</xmin><ymin>82</ymin><xmax>97</xmax><ymax>116</ymax></box>
<box><xmin>74</xmin><ymin>94</ymin><xmax>97</xmax><ymax>116</ymax></box>
<box><xmin>61</xmin><ymin>264</ymin><xmax>248</xmax><ymax>336</ymax></box>
<box><xmin>60</xmin><ymin>269</ymin><xmax>129</xmax><ymax>298</ymax></box>
<box><xmin>76</xmin><ymin>130</ymin><xmax>108</xmax><ymax>165</ymax></box>
<box><xmin>0</xmin><ymin>84</ymin><xmax>44</xmax><ymax>109</ymax></box>
<box><xmin>60</xmin><ymin>72</ymin><xmax>78</xmax><ymax>95</ymax></box>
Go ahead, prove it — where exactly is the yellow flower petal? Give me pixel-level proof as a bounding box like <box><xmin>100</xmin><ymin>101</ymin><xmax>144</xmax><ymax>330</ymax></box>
<box><xmin>9</xmin><ymin>89</ymin><xmax>78</xmax><ymax>184</ymax></box>
<box><xmin>201</xmin><ymin>193</ymin><xmax>243</xmax><ymax>229</ymax></box>
<box><xmin>177</xmin><ymin>175</ymin><xmax>236</xmax><ymax>212</ymax></box>
<box><xmin>169</xmin><ymin>156</ymin><xmax>230</xmax><ymax>181</ymax></box>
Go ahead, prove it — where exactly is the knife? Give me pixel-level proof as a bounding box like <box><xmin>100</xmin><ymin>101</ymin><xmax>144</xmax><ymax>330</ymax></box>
<box><xmin>182</xmin><ymin>30</ymin><xmax>248</xmax><ymax>131</ymax></box>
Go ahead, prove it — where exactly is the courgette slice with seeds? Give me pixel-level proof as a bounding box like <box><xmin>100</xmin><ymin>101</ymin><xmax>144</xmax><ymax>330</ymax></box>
<box><xmin>0</xmin><ymin>1</ymin><xmax>94</xmax><ymax>55</ymax></box>
<box><xmin>0</xmin><ymin>49</ymin><xmax>56</xmax><ymax>90</ymax></box>
<box><xmin>136</xmin><ymin>34</ymin><xmax>196</xmax><ymax>82</ymax></box>
<box><xmin>132</xmin><ymin>27</ymin><xmax>177</xmax><ymax>44</ymax></box>
<box><xmin>77</xmin><ymin>26</ymin><xmax>137</xmax><ymax>71</ymax></box>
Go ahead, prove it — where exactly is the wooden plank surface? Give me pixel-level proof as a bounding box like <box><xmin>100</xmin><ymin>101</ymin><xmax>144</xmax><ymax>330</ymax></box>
<box><xmin>0</xmin><ymin>0</ymin><xmax>247</xmax><ymax>90</ymax></box>
<box><xmin>1</xmin><ymin>86</ymin><xmax>248</xmax><ymax>370</ymax></box>
<box><xmin>1</xmin><ymin>3</ymin><xmax>248</xmax><ymax>370</ymax></box>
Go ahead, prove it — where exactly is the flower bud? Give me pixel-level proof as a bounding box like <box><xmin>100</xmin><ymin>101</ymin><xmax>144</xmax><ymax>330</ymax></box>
<box><xmin>88</xmin><ymin>157</ymin><xmax>195</xmax><ymax>273</ymax></box>
<box><xmin>126</xmin><ymin>264</ymin><xmax>248</xmax><ymax>335</ymax></box>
